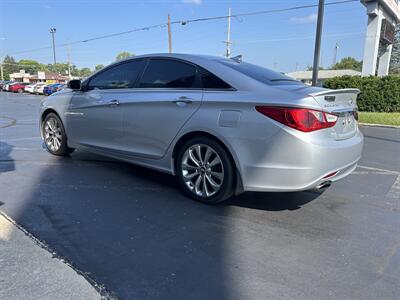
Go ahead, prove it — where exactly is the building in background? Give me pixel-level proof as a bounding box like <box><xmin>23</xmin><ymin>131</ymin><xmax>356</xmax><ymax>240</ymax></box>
<box><xmin>361</xmin><ymin>0</ymin><xmax>400</xmax><ymax>76</ymax></box>
<box><xmin>287</xmin><ymin>69</ymin><xmax>362</xmax><ymax>86</ymax></box>
<box><xmin>9</xmin><ymin>70</ymin><xmax>70</xmax><ymax>84</ymax></box>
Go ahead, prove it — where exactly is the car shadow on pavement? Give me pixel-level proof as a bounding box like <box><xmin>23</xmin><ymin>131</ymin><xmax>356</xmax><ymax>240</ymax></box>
<box><xmin>225</xmin><ymin>191</ymin><xmax>321</xmax><ymax>211</ymax></box>
<box><xmin>4</xmin><ymin>151</ymin><xmax>322</xmax><ymax>299</ymax></box>
<box><xmin>0</xmin><ymin>142</ymin><xmax>15</xmax><ymax>174</ymax></box>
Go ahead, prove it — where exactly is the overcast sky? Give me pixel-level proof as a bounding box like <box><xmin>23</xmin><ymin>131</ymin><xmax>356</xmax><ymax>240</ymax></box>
<box><xmin>0</xmin><ymin>0</ymin><xmax>367</xmax><ymax>72</ymax></box>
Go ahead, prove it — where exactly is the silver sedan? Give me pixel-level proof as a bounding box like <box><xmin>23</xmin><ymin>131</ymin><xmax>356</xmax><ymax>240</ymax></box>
<box><xmin>39</xmin><ymin>54</ymin><xmax>363</xmax><ymax>203</ymax></box>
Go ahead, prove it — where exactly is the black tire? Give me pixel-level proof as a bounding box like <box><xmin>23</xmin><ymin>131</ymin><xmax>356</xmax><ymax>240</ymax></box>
<box><xmin>176</xmin><ymin>136</ymin><xmax>235</xmax><ymax>204</ymax></box>
<box><xmin>42</xmin><ymin>113</ymin><xmax>74</xmax><ymax>156</ymax></box>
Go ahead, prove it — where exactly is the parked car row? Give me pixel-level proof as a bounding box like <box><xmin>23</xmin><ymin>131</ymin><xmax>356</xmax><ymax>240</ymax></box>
<box><xmin>0</xmin><ymin>80</ymin><xmax>65</xmax><ymax>95</ymax></box>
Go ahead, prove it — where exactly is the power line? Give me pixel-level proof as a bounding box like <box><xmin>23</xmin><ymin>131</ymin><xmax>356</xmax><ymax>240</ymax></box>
<box><xmin>3</xmin><ymin>31</ymin><xmax>366</xmax><ymax>67</ymax></box>
<box><xmin>235</xmin><ymin>31</ymin><xmax>365</xmax><ymax>43</ymax></box>
<box><xmin>7</xmin><ymin>0</ymin><xmax>358</xmax><ymax>56</ymax></box>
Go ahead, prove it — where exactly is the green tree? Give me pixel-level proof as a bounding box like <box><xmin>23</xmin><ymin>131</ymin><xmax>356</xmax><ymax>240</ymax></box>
<box><xmin>47</xmin><ymin>63</ymin><xmax>70</xmax><ymax>75</ymax></box>
<box><xmin>324</xmin><ymin>75</ymin><xmax>400</xmax><ymax>112</ymax></box>
<box><xmin>115</xmin><ymin>51</ymin><xmax>134</xmax><ymax>61</ymax></box>
<box><xmin>17</xmin><ymin>59</ymin><xmax>45</xmax><ymax>74</ymax></box>
<box><xmin>389</xmin><ymin>25</ymin><xmax>400</xmax><ymax>74</ymax></box>
<box><xmin>69</xmin><ymin>65</ymin><xmax>80</xmax><ymax>77</ymax></box>
<box><xmin>306</xmin><ymin>65</ymin><xmax>324</xmax><ymax>71</ymax></box>
<box><xmin>79</xmin><ymin>68</ymin><xmax>92</xmax><ymax>77</ymax></box>
<box><xmin>94</xmin><ymin>64</ymin><xmax>104</xmax><ymax>71</ymax></box>
<box><xmin>331</xmin><ymin>57</ymin><xmax>362</xmax><ymax>71</ymax></box>
<box><xmin>2</xmin><ymin>55</ymin><xmax>19</xmax><ymax>80</ymax></box>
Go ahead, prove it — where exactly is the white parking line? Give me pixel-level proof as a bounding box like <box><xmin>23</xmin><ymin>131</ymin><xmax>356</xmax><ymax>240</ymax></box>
<box><xmin>356</xmin><ymin>166</ymin><xmax>400</xmax><ymax>199</ymax></box>
<box><xmin>17</xmin><ymin>119</ymin><xmax>38</xmax><ymax>123</ymax></box>
<box><xmin>1</xmin><ymin>137</ymin><xmax>41</xmax><ymax>142</ymax></box>
<box><xmin>386</xmin><ymin>175</ymin><xmax>400</xmax><ymax>199</ymax></box>
<box><xmin>357</xmin><ymin>165</ymin><xmax>400</xmax><ymax>176</ymax></box>
<box><xmin>12</xmin><ymin>147</ymin><xmax>43</xmax><ymax>151</ymax></box>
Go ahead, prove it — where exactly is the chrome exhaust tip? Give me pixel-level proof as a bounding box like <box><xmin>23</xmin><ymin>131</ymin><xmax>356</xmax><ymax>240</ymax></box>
<box><xmin>315</xmin><ymin>181</ymin><xmax>332</xmax><ymax>191</ymax></box>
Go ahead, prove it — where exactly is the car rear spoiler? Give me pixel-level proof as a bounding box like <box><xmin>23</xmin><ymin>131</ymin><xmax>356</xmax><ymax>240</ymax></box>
<box><xmin>309</xmin><ymin>88</ymin><xmax>360</xmax><ymax>97</ymax></box>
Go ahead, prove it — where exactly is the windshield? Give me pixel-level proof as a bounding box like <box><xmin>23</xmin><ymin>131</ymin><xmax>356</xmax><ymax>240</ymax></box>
<box><xmin>220</xmin><ymin>60</ymin><xmax>303</xmax><ymax>86</ymax></box>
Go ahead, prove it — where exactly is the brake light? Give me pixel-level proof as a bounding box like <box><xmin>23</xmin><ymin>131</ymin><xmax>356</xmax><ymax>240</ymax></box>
<box><xmin>255</xmin><ymin>106</ymin><xmax>338</xmax><ymax>132</ymax></box>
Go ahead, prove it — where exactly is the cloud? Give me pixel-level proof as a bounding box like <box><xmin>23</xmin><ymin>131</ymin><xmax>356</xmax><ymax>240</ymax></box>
<box><xmin>290</xmin><ymin>13</ymin><xmax>318</xmax><ymax>24</ymax></box>
<box><xmin>182</xmin><ymin>0</ymin><xmax>202</xmax><ymax>5</ymax></box>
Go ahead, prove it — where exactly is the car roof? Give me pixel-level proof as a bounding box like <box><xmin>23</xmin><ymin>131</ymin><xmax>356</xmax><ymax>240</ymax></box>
<box><xmin>116</xmin><ymin>53</ymin><xmax>228</xmax><ymax>65</ymax></box>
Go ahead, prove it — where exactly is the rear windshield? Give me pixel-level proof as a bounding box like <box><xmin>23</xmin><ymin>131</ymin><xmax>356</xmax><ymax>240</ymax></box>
<box><xmin>219</xmin><ymin>60</ymin><xmax>303</xmax><ymax>86</ymax></box>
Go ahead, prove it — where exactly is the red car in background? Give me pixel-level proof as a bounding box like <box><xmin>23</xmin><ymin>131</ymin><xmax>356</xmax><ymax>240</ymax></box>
<box><xmin>9</xmin><ymin>82</ymin><xmax>30</xmax><ymax>93</ymax></box>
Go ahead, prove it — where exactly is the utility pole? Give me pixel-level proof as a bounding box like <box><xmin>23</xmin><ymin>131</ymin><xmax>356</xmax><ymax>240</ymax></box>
<box><xmin>167</xmin><ymin>14</ymin><xmax>172</xmax><ymax>53</ymax></box>
<box><xmin>0</xmin><ymin>57</ymin><xmax>4</xmax><ymax>81</ymax></box>
<box><xmin>67</xmin><ymin>45</ymin><xmax>71</xmax><ymax>80</ymax></box>
<box><xmin>49</xmin><ymin>28</ymin><xmax>57</xmax><ymax>65</ymax></box>
<box><xmin>312</xmin><ymin>0</ymin><xmax>324</xmax><ymax>86</ymax></box>
<box><xmin>333</xmin><ymin>41</ymin><xmax>339</xmax><ymax>66</ymax></box>
<box><xmin>224</xmin><ymin>8</ymin><xmax>232</xmax><ymax>58</ymax></box>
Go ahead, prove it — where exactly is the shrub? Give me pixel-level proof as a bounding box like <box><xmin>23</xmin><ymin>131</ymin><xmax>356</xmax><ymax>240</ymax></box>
<box><xmin>323</xmin><ymin>76</ymin><xmax>400</xmax><ymax>112</ymax></box>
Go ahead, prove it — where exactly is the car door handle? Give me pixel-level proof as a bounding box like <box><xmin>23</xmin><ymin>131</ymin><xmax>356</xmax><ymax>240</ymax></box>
<box><xmin>172</xmin><ymin>96</ymin><xmax>193</xmax><ymax>104</ymax></box>
<box><xmin>109</xmin><ymin>99</ymin><xmax>120</xmax><ymax>106</ymax></box>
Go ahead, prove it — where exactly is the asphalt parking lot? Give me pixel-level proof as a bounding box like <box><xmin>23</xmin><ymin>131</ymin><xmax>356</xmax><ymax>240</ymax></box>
<box><xmin>0</xmin><ymin>92</ymin><xmax>399</xmax><ymax>299</ymax></box>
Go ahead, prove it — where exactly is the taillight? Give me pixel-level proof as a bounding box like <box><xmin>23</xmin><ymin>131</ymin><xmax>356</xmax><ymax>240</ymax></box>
<box><xmin>255</xmin><ymin>106</ymin><xmax>338</xmax><ymax>132</ymax></box>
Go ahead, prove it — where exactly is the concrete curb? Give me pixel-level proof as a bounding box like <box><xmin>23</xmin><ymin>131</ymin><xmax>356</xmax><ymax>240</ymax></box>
<box><xmin>0</xmin><ymin>211</ymin><xmax>118</xmax><ymax>299</ymax></box>
<box><xmin>359</xmin><ymin>123</ymin><xmax>400</xmax><ymax>129</ymax></box>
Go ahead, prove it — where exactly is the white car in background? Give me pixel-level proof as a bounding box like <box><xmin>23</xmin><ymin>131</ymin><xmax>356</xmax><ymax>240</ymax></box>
<box><xmin>25</xmin><ymin>83</ymin><xmax>37</xmax><ymax>94</ymax></box>
<box><xmin>3</xmin><ymin>82</ymin><xmax>16</xmax><ymax>91</ymax></box>
<box><xmin>34</xmin><ymin>83</ymin><xmax>47</xmax><ymax>95</ymax></box>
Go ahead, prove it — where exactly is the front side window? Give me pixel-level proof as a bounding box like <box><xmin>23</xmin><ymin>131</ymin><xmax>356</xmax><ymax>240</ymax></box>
<box><xmin>88</xmin><ymin>60</ymin><xmax>145</xmax><ymax>90</ymax></box>
<box><xmin>138</xmin><ymin>59</ymin><xmax>197</xmax><ymax>89</ymax></box>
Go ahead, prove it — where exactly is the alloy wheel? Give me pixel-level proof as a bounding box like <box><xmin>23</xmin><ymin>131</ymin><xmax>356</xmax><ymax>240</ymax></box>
<box><xmin>181</xmin><ymin>144</ymin><xmax>224</xmax><ymax>198</ymax></box>
<box><xmin>44</xmin><ymin>117</ymin><xmax>62</xmax><ymax>152</ymax></box>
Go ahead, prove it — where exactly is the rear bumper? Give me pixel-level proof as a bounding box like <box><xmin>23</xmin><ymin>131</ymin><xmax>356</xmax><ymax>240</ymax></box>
<box><xmin>238</xmin><ymin>128</ymin><xmax>363</xmax><ymax>192</ymax></box>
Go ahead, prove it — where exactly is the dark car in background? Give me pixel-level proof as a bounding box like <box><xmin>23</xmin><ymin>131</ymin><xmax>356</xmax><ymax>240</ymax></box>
<box><xmin>43</xmin><ymin>83</ymin><xmax>64</xmax><ymax>96</ymax></box>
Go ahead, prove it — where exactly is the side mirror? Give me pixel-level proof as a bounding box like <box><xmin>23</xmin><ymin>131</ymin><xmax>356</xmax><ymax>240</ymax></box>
<box><xmin>68</xmin><ymin>79</ymin><xmax>81</xmax><ymax>90</ymax></box>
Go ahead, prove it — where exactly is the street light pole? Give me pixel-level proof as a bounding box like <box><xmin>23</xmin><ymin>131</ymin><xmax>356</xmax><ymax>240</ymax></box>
<box><xmin>49</xmin><ymin>28</ymin><xmax>57</xmax><ymax>65</ymax></box>
<box><xmin>312</xmin><ymin>0</ymin><xmax>324</xmax><ymax>86</ymax></box>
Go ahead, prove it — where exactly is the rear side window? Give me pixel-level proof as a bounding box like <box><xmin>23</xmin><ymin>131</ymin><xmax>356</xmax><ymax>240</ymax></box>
<box><xmin>198</xmin><ymin>67</ymin><xmax>232</xmax><ymax>90</ymax></box>
<box><xmin>139</xmin><ymin>59</ymin><xmax>197</xmax><ymax>88</ymax></box>
<box><xmin>220</xmin><ymin>60</ymin><xmax>303</xmax><ymax>86</ymax></box>
<box><xmin>88</xmin><ymin>60</ymin><xmax>145</xmax><ymax>90</ymax></box>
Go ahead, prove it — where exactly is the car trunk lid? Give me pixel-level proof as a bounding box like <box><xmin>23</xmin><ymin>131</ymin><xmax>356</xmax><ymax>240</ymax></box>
<box><xmin>269</xmin><ymin>85</ymin><xmax>360</xmax><ymax>140</ymax></box>
<box><xmin>310</xmin><ymin>88</ymin><xmax>360</xmax><ymax>140</ymax></box>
